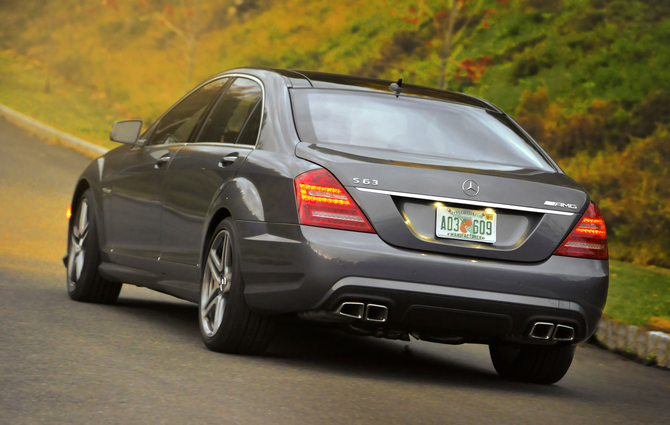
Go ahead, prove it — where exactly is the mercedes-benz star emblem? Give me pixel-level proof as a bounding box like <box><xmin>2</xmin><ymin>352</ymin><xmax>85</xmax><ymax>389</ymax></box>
<box><xmin>462</xmin><ymin>180</ymin><xmax>479</xmax><ymax>196</ymax></box>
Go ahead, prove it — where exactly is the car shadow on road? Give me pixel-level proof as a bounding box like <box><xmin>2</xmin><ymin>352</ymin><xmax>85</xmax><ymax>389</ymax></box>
<box><xmin>114</xmin><ymin>296</ymin><xmax>200</xmax><ymax>336</ymax></box>
<box><xmin>264</xmin><ymin>321</ymin><xmax>577</xmax><ymax>397</ymax></box>
<box><xmin>108</xmin><ymin>295</ymin><xmax>576</xmax><ymax>397</ymax></box>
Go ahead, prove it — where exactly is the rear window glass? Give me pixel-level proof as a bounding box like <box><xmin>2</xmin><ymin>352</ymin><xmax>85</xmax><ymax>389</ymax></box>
<box><xmin>291</xmin><ymin>89</ymin><xmax>553</xmax><ymax>171</ymax></box>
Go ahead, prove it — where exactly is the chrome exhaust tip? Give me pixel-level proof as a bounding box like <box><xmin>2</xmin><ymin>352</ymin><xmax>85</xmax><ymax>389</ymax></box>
<box><xmin>554</xmin><ymin>324</ymin><xmax>575</xmax><ymax>341</ymax></box>
<box><xmin>365</xmin><ymin>304</ymin><xmax>388</xmax><ymax>322</ymax></box>
<box><xmin>529</xmin><ymin>322</ymin><xmax>555</xmax><ymax>340</ymax></box>
<box><xmin>336</xmin><ymin>302</ymin><xmax>365</xmax><ymax>319</ymax></box>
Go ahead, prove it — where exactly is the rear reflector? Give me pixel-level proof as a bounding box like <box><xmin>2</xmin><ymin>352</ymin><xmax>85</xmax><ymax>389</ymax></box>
<box><xmin>555</xmin><ymin>201</ymin><xmax>608</xmax><ymax>260</ymax></box>
<box><xmin>295</xmin><ymin>169</ymin><xmax>375</xmax><ymax>233</ymax></box>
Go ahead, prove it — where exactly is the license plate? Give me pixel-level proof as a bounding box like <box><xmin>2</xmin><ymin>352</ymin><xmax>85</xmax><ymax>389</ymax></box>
<box><xmin>435</xmin><ymin>206</ymin><xmax>497</xmax><ymax>243</ymax></box>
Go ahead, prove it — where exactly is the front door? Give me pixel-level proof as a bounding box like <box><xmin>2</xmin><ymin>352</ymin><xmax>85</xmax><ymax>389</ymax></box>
<box><xmin>108</xmin><ymin>77</ymin><xmax>229</xmax><ymax>274</ymax></box>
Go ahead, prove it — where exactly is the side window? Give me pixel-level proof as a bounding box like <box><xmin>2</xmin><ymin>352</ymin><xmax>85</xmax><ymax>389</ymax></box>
<box><xmin>236</xmin><ymin>100</ymin><xmax>262</xmax><ymax>146</ymax></box>
<box><xmin>148</xmin><ymin>78</ymin><xmax>229</xmax><ymax>146</ymax></box>
<box><xmin>197</xmin><ymin>78</ymin><xmax>262</xmax><ymax>146</ymax></box>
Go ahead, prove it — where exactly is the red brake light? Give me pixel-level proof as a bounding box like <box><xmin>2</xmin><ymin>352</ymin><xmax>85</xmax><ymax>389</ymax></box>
<box><xmin>295</xmin><ymin>169</ymin><xmax>375</xmax><ymax>233</ymax></box>
<box><xmin>555</xmin><ymin>201</ymin><xmax>608</xmax><ymax>260</ymax></box>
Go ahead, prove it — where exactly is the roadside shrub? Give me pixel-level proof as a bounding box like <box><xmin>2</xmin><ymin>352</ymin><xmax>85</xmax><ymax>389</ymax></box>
<box><xmin>560</xmin><ymin>126</ymin><xmax>670</xmax><ymax>266</ymax></box>
<box><xmin>514</xmin><ymin>88</ymin><xmax>623</xmax><ymax>157</ymax></box>
<box><xmin>514</xmin><ymin>87</ymin><xmax>670</xmax><ymax>266</ymax></box>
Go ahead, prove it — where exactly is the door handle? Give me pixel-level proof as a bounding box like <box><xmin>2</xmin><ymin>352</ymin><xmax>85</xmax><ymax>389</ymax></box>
<box><xmin>219</xmin><ymin>153</ymin><xmax>239</xmax><ymax>168</ymax></box>
<box><xmin>154</xmin><ymin>155</ymin><xmax>171</xmax><ymax>169</ymax></box>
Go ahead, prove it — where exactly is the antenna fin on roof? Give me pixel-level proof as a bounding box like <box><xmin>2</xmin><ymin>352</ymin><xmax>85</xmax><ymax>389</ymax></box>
<box><xmin>389</xmin><ymin>78</ymin><xmax>403</xmax><ymax>97</ymax></box>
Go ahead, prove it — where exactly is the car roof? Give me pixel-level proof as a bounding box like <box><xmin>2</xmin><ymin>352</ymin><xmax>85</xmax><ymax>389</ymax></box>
<box><xmin>225</xmin><ymin>67</ymin><xmax>501</xmax><ymax>112</ymax></box>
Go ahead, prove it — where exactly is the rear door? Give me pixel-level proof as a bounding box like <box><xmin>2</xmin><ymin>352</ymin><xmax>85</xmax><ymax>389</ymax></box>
<box><xmin>291</xmin><ymin>88</ymin><xmax>587</xmax><ymax>263</ymax></box>
<box><xmin>160</xmin><ymin>76</ymin><xmax>264</xmax><ymax>284</ymax></box>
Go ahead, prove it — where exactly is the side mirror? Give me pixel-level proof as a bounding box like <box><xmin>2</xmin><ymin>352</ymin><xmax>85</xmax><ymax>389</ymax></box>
<box><xmin>110</xmin><ymin>120</ymin><xmax>143</xmax><ymax>145</ymax></box>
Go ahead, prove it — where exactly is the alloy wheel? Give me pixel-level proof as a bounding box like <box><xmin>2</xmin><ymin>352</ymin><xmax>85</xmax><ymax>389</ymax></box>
<box><xmin>200</xmin><ymin>229</ymin><xmax>233</xmax><ymax>337</ymax></box>
<box><xmin>67</xmin><ymin>198</ymin><xmax>89</xmax><ymax>291</ymax></box>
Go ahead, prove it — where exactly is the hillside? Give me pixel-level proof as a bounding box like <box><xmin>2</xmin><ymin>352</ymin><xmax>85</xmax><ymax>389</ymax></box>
<box><xmin>0</xmin><ymin>0</ymin><xmax>668</xmax><ymax>265</ymax></box>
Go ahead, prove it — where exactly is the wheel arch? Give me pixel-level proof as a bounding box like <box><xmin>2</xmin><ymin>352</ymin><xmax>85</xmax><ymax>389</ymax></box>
<box><xmin>200</xmin><ymin>207</ymin><xmax>232</xmax><ymax>273</ymax></box>
<box><xmin>68</xmin><ymin>178</ymin><xmax>93</xmax><ymax>240</ymax></box>
<box><xmin>199</xmin><ymin>173</ymin><xmax>272</xmax><ymax>271</ymax></box>
<box><xmin>69</xmin><ymin>178</ymin><xmax>108</xmax><ymax>256</ymax></box>
<box><xmin>70</xmin><ymin>178</ymin><xmax>91</xmax><ymax>214</ymax></box>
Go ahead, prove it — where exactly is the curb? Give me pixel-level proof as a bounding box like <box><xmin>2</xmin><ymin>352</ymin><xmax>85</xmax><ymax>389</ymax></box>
<box><xmin>595</xmin><ymin>316</ymin><xmax>670</xmax><ymax>368</ymax></box>
<box><xmin>0</xmin><ymin>104</ymin><xmax>109</xmax><ymax>158</ymax></box>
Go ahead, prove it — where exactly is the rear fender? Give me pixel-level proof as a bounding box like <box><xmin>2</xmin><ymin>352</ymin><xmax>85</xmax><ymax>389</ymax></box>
<box><xmin>198</xmin><ymin>177</ymin><xmax>264</xmax><ymax>273</ymax></box>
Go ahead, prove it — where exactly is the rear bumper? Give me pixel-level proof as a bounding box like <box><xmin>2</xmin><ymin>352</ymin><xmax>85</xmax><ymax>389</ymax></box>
<box><xmin>238</xmin><ymin>221</ymin><xmax>608</xmax><ymax>343</ymax></box>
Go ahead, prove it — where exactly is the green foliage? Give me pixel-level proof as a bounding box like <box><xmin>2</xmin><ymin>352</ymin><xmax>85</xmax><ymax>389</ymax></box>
<box><xmin>561</xmin><ymin>127</ymin><xmax>670</xmax><ymax>267</ymax></box>
<box><xmin>645</xmin><ymin>353</ymin><xmax>657</xmax><ymax>365</ymax></box>
<box><xmin>461</xmin><ymin>0</ymin><xmax>670</xmax><ymax>112</ymax></box>
<box><xmin>512</xmin><ymin>85</ymin><xmax>670</xmax><ymax>265</ymax></box>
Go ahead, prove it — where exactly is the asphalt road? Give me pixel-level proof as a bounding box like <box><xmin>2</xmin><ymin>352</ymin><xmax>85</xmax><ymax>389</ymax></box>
<box><xmin>1</xmin><ymin>117</ymin><xmax>669</xmax><ymax>425</ymax></box>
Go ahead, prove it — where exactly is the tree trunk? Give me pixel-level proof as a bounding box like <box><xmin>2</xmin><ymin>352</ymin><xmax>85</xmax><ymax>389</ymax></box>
<box><xmin>437</xmin><ymin>0</ymin><xmax>460</xmax><ymax>90</ymax></box>
<box><xmin>185</xmin><ymin>0</ymin><xmax>200</xmax><ymax>93</ymax></box>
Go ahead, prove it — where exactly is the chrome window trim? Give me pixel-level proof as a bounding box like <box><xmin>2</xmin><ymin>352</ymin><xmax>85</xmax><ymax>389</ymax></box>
<box><xmin>149</xmin><ymin>73</ymin><xmax>265</xmax><ymax>149</ymax></box>
<box><xmin>188</xmin><ymin>142</ymin><xmax>255</xmax><ymax>150</ymax></box>
<box><xmin>354</xmin><ymin>187</ymin><xmax>575</xmax><ymax>216</ymax></box>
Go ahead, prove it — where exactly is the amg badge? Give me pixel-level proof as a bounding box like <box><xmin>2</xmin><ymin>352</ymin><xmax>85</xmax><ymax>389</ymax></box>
<box><xmin>544</xmin><ymin>201</ymin><xmax>578</xmax><ymax>209</ymax></box>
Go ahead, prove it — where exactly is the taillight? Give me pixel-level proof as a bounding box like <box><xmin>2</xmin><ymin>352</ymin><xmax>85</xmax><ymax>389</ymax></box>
<box><xmin>555</xmin><ymin>201</ymin><xmax>608</xmax><ymax>260</ymax></box>
<box><xmin>295</xmin><ymin>169</ymin><xmax>375</xmax><ymax>233</ymax></box>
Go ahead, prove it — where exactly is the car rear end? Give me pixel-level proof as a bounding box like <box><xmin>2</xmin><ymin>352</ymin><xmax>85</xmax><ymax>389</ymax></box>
<box><xmin>244</xmin><ymin>75</ymin><xmax>608</xmax><ymax>349</ymax></box>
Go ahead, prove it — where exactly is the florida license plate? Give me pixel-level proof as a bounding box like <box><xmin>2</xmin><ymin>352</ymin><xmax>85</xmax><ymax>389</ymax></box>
<box><xmin>435</xmin><ymin>206</ymin><xmax>497</xmax><ymax>243</ymax></box>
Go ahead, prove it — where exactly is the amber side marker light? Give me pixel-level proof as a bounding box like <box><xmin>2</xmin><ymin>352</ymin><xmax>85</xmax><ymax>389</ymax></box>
<box><xmin>66</xmin><ymin>206</ymin><xmax>72</xmax><ymax>220</ymax></box>
<box><xmin>294</xmin><ymin>168</ymin><xmax>375</xmax><ymax>233</ymax></box>
<box><xmin>555</xmin><ymin>201</ymin><xmax>608</xmax><ymax>260</ymax></box>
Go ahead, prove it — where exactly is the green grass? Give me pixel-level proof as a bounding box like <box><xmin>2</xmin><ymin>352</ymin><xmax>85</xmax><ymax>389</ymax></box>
<box><xmin>605</xmin><ymin>260</ymin><xmax>670</xmax><ymax>327</ymax></box>
<box><xmin>0</xmin><ymin>50</ymin><xmax>123</xmax><ymax>149</ymax></box>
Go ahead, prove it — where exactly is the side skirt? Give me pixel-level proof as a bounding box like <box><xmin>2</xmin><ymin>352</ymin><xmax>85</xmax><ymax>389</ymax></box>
<box><xmin>97</xmin><ymin>262</ymin><xmax>199</xmax><ymax>303</ymax></box>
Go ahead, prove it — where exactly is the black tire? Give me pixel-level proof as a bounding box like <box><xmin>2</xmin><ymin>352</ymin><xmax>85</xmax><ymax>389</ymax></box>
<box><xmin>66</xmin><ymin>189</ymin><xmax>122</xmax><ymax>304</ymax></box>
<box><xmin>199</xmin><ymin>218</ymin><xmax>275</xmax><ymax>354</ymax></box>
<box><xmin>489</xmin><ymin>343</ymin><xmax>576</xmax><ymax>385</ymax></box>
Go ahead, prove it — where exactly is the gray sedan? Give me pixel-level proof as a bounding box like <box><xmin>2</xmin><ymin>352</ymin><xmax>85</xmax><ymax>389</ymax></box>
<box><xmin>64</xmin><ymin>68</ymin><xmax>608</xmax><ymax>385</ymax></box>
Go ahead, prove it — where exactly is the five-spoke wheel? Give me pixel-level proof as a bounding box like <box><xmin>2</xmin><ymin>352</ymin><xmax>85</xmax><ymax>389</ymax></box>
<box><xmin>67</xmin><ymin>198</ymin><xmax>89</xmax><ymax>291</ymax></box>
<box><xmin>199</xmin><ymin>218</ymin><xmax>275</xmax><ymax>354</ymax></box>
<box><xmin>200</xmin><ymin>229</ymin><xmax>233</xmax><ymax>337</ymax></box>
<box><xmin>66</xmin><ymin>189</ymin><xmax>122</xmax><ymax>304</ymax></box>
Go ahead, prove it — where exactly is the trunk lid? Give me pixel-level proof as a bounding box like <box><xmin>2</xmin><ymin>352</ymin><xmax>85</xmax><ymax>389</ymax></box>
<box><xmin>296</xmin><ymin>142</ymin><xmax>588</xmax><ymax>263</ymax></box>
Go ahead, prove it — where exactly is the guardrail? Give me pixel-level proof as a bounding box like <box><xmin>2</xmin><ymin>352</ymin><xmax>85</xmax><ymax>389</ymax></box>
<box><xmin>0</xmin><ymin>104</ymin><xmax>109</xmax><ymax>158</ymax></box>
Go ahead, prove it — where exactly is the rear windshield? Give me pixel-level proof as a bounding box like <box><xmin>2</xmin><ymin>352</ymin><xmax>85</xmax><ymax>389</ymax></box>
<box><xmin>291</xmin><ymin>89</ymin><xmax>554</xmax><ymax>171</ymax></box>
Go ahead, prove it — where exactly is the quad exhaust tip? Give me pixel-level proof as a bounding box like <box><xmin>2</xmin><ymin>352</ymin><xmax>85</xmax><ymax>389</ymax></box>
<box><xmin>337</xmin><ymin>302</ymin><xmax>365</xmax><ymax>319</ymax></box>
<box><xmin>336</xmin><ymin>302</ymin><xmax>388</xmax><ymax>322</ymax></box>
<box><xmin>529</xmin><ymin>322</ymin><xmax>555</xmax><ymax>340</ymax></box>
<box><xmin>554</xmin><ymin>324</ymin><xmax>576</xmax><ymax>341</ymax></box>
<box><xmin>365</xmin><ymin>304</ymin><xmax>388</xmax><ymax>322</ymax></box>
<box><xmin>529</xmin><ymin>321</ymin><xmax>575</xmax><ymax>341</ymax></box>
